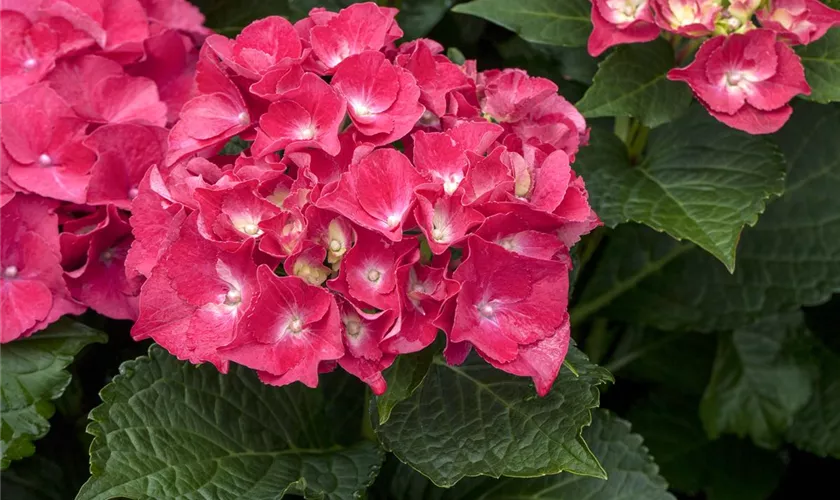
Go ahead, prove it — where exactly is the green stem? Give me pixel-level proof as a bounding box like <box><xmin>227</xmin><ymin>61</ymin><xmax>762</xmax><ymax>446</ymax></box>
<box><xmin>578</xmin><ymin>227</ymin><xmax>605</xmax><ymax>271</ymax></box>
<box><xmin>614</xmin><ymin>116</ymin><xmax>632</xmax><ymax>144</ymax></box>
<box><xmin>585</xmin><ymin>318</ymin><xmax>611</xmax><ymax>365</ymax></box>
<box><xmin>569</xmin><ymin>243</ymin><xmax>693</xmax><ymax>326</ymax></box>
<box><xmin>627</xmin><ymin>124</ymin><xmax>650</xmax><ymax>164</ymax></box>
<box><xmin>361</xmin><ymin>388</ymin><xmax>377</xmax><ymax>441</ymax></box>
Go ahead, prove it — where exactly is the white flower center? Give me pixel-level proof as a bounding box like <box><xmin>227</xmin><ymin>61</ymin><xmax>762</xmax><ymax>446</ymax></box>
<box><xmin>386</xmin><ymin>214</ymin><xmax>401</xmax><ymax>228</ymax></box>
<box><xmin>298</xmin><ymin>125</ymin><xmax>315</xmax><ymax>140</ymax></box>
<box><xmin>128</xmin><ymin>187</ymin><xmax>139</xmax><ymax>200</ymax></box>
<box><xmin>443</xmin><ymin>176</ymin><xmax>463</xmax><ymax>195</ymax></box>
<box><xmin>726</xmin><ymin>71</ymin><xmax>744</xmax><ymax>86</ymax></box>
<box><xmin>329</xmin><ymin>239</ymin><xmax>342</xmax><ymax>252</ymax></box>
<box><xmin>345</xmin><ymin>320</ymin><xmax>361</xmax><ymax>337</ymax></box>
<box><xmin>237</xmin><ymin>111</ymin><xmax>250</xmax><ymax>125</ymax></box>
<box><xmin>38</xmin><ymin>153</ymin><xmax>52</xmax><ymax>166</ymax></box>
<box><xmin>225</xmin><ymin>288</ymin><xmax>242</xmax><ymax>306</ymax></box>
<box><xmin>478</xmin><ymin>303</ymin><xmax>494</xmax><ymax>318</ymax></box>
<box><xmin>352</xmin><ymin>102</ymin><xmax>372</xmax><ymax>116</ymax></box>
<box><xmin>431</xmin><ymin>227</ymin><xmax>445</xmax><ymax>241</ymax></box>
<box><xmin>241</xmin><ymin>223</ymin><xmax>262</xmax><ymax>236</ymax></box>
<box><xmin>367</xmin><ymin>269</ymin><xmax>381</xmax><ymax>282</ymax></box>
<box><xmin>288</xmin><ymin>317</ymin><xmax>303</xmax><ymax>334</ymax></box>
<box><xmin>23</xmin><ymin>58</ymin><xmax>37</xmax><ymax>70</ymax></box>
<box><xmin>3</xmin><ymin>265</ymin><xmax>18</xmax><ymax>278</ymax></box>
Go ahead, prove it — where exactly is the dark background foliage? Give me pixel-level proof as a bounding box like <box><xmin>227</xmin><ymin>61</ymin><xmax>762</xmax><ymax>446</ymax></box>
<box><xmin>3</xmin><ymin>1</ymin><xmax>839</xmax><ymax>499</ymax></box>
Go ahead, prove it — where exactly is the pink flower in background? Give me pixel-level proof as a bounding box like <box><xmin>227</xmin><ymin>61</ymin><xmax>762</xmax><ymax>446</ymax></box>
<box><xmin>1</xmin><ymin>195</ymin><xmax>84</xmax><ymax>342</ymax></box>
<box><xmin>757</xmin><ymin>0</ymin><xmax>840</xmax><ymax>45</ymax></box>
<box><xmin>668</xmin><ymin>29</ymin><xmax>811</xmax><ymax>134</ymax></box>
<box><xmin>588</xmin><ymin>0</ymin><xmax>660</xmax><ymax>56</ymax></box>
<box><xmin>651</xmin><ymin>0</ymin><xmax>722</xmax><ymax>37</ymax></box>
<box><xmin>0</xmin><ymin>0</ymin><xmax>205</xmax><ymax>340</ymax></box>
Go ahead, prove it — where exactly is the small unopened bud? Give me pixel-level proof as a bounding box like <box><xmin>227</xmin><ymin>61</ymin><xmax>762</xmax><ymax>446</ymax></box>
<box><xmin>386</xmin><ymin>214</ymin><xmax>401</xmax><ymax>228</ymax></box>
<box><xmin>237</xmin><ymin>111</ymin><xmax>250</xmax><ymax>125</ymax></box>
<box><xmin>242</xmin><ymin>223</ymin><xmax>261</xmax><ymax>236</ymax></box>
<box><xmin>367</xmin><ymin>269</ymin><xmax>381</xmax><ymax>282</ymax></box>
<box><xmin>38</xmin><ymin>153</ymin><xmax>52</xmax><ymax>167</ymax></box>
<box><xmin>478</xmin><ymin>303</ymin><xmax>494</xmax><ymax>318</ymax></box>
<box><xmin>23</xmin><ymin>58</ymin><xmax>37</xmax><ymax>70</ymax></box>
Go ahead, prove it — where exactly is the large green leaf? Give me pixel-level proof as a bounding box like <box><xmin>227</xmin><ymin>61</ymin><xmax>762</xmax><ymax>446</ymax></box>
<box><xmin>451</xmin><ymin>0</ymin><xmax>591</xmax><ymax>47</ymax></box>
<box><xmin>574</xmin><ymin>108</ymin><xmax>786</xmax><ymax>271</ymax></box>
<box><xmin>798</xmin><ymin>28</ymin><xmax>840</xmax><ymax>103</ymax></box>
<box><xmin>0</xmin><ymin>319</ymin><xmax>106</xmax><ymax>469</ymax></box>
<box><xmin>629</xmin><ymin>392</ymin><xmax>785</xmax><ymax>500</ymax></box>
<box><xmin>77</xmin><ymin>345</ymin><xmax>384</xmax><ymax>500</ymax></box>
<box><xmin>576</xmin><ymin>39</ymin><xmax>692</xmax><ymax>127</ymax></box>
<box><xmin>700</xmin><ymin>313</ymin><xmax>816</xmax><ymax>448</ymax></box>
<box><xmin>384</xmin><ymin>410</ymin><xmax>674</xmax><ymax>500</ymax></box>
<box><xmin>576</xmin><ymin>102</ymin><xmax>840</xmax><ymax>331</ymax></box>
<box><xmin>375</xmin><ymin>347</ymin><xmax>436</xmax><ymax>425</ymax></box>
<box><xmin>787</xmin><ymin>337</ymin><xmax>840</xmax><ymax>458</ymax></box>
<box><xmin>374</xmin><ymin>347</ymin><xmax>612</xmax><ymax>487</ymax></box>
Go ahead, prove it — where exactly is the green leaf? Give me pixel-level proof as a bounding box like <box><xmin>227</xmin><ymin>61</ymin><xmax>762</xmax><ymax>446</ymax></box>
<box><xmin>191</xmin><ymin>0</ymin><xmax>303</xmax><ymax>33</ymax></box>
<box><xmin>374</xmin><ymin>347</ymin><xmax>612</xmax><ymax>487</ymax></box>
<box><xmin>787</xmin><ymin>337</ymin><xmax>840</xmax><ymax>458</ymax></box>
<box><xmin>0</xmin><ymin>319</ymin><xmax>106</xmax><ymax>469</ymax></box>
<box><xmin>496</xmin><ymin>36</ymin><xmax>598</xmax><ymax>85</ymax></box>
<box><xmin>629</xmin><ymin>391</ymin><xmax>785</xmax><ymax>500</ymax></box>
<box><xmin>77</xmin><ymin>345</ymin><xmax>384</xmax><ymax>500</ymax></box>
<box><xmin>576</xmin><ymin>39</ymin><xmax>692</xmax><ymax>127</ymax></box>
<box><xmin>575</xmin><ymin>108</ymin><xmax>786</xmax><ymax>271</ymax></box>
<box><xmin>701</xmin><ymin>312</ymin><xmax>816</xmax><ymax>448</ymax></box>
<box><xmin>376</xmin><ymin>347</ymin><xmax>436</xmax><ymax>425</ymax></box>
<box><xmin>576</xmin><ymin>102</ymin><xmax>840</xmax><ymax>331</ymax></box>
<box><xmin>451</xmin><ymin>0</ymin><xmax>591</xmax><ymax>47</ymax></box>
<box><xmin>396</xmin><ymin>0</ymin><xmax>454</xmax><ymax>40</ymax></box>
<box><xmin>385</xmin><ymin>410</ymin><xmax>675</xmax><ymax>500</ymax></box>
<box><xmin>798</xmin><ymin>29</ymin><xmax>840</xmax><ymax>103</ymax></box>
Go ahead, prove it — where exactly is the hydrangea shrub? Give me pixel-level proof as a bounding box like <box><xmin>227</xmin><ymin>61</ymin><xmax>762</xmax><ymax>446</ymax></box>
<box><xmin>2</xmin><ymin>0</ymin><xmax>840</xmax><ymax>498</ymax></box>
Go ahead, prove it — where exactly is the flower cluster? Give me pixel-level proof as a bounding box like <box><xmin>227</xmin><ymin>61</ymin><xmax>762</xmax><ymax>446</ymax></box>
<box><xmin>129</xmin><ymin>2</ymin><xmax>599</xmax><ymax>395</ymax></box>
<box><xmin>0</xmin><ymin>0</ymin><xmax>207</xmax><ymax>342</ymax></box>
<box><xmin>589</xmin><ymin>0</ymin><xmax>840</xmax><ymax>134</ymax></box>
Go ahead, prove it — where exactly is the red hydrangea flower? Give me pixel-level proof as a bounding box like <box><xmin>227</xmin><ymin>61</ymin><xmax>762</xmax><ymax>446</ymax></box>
<box><xmin>133</xmin><ymin>215</ymin><xmax>260</xmax><ymax>372</ymax></box>
<box><xmin>251</xmin><ymin>73</ymin><xmax>346</xmax><ymax>157</ymax></box>
<box><xmin>668</xmin><ymin>29</ymin><xmax>811</xmax><ymax>134</ymax></box>
<box><xmin>1</xmin><ymin>83</ymin><xmax>94</xmax><ymax>204</ymax></box>
<box><xmin>337</xmin><ymin>300</ymin><xmax>397</xmax><ymax>395</ymax></box>
<box><xmin>206</xmin><ymin>15</ymin><xmax>302</xmax><ymax>79</ymax></box>
<box><xmin>757</xmin><ymin>0</ymin><xmax>840</xmax><ymax>45</ymax></box>
<box><xmin>84</xmin><ymin>123</ymin><xmax>168</xmax><ymax>209</ymax></box>
<box><xmin>61</xmin><ymin>204</ymin><xmax>140</xmax><ymax>320</ymax></box>
<box><xmin>47</xmin><ymin>54</ymin><xmax>167</xmax><ymax>126</ymax></box>
<box><xmin>307</xmin><ymin>2</ymin><xmax>401</xmax><ymax>73</ymax></box>
<box><xmin>450</xmin><ymin>236</ymin><xmax>572</xmax><ymax>395</ymax></box>
<box><xmin>588</xmin><ymin>0</ymin><xmax>660</xmax><ymax>57</ymax></box>
<box><xmin>223</xmin><ymin>266</ymin><xmax>344</xmax><ymax>388</ymax></box>
<box><xmin>331</xmin><ymin>50</ymin><xmax>424</xmax><ymax>146</ymax></box>
<box><xmin>1</xmin><ymin>194</ymin><xmax>84</xmax><ymax>342</ymax></box>
<box><xmin>0</xmin><ymin>10</ymin><xmax>59</xmax><ymax>100</ymax></box>
<box><xmin>123</xmin><ymin>4</ymin><xmax>600</xmax><ymax>395</ymax></box>
<box><xmin>318</xmin><ymin>148</ymin><xmax>425</xmax><ymax>241</ymax></box>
